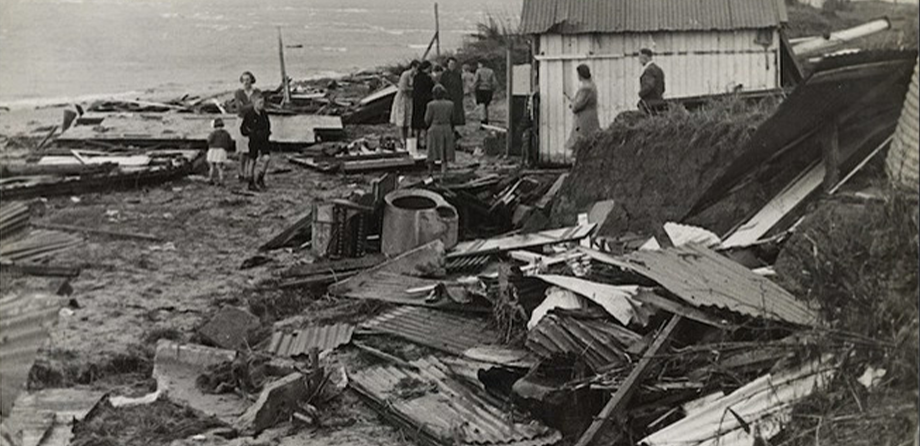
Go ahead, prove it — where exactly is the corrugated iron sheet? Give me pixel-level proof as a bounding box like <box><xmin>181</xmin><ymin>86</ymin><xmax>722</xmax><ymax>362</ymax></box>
<box><xmin>265</xmin><ymin>323</ymin><xmax>354</xmax><ymax>357</ymax></box>
<box><xmin>527</xmin><ymin>313</ymin><xmax>646</xmax><ymax>372</ymax></box>
<box><xmin>642</xmin><ymin>355</ymin><xmax>836</xmax><ymax>446</ymax></box>
<box><xmin>0</xmin><ymin>293</ymin><xmax>65</xmax><ymax>417</ymax></box>
<box><xmin>350</xmin><ymin>355</ymin><xmax>562</xmax><ymax>446</ymax></box>
<box><xmin>445</xmin><ymin>254</ymin><xmax>492</xmax><ymax>274</ymax></box>
<box><xmin>3</xmin><ymin>388</ymin><xmax>104</xmax><ymax>446</ymax></box>
<box><xmin>605</xmin><ymin>244</ymin><xmax>819</xmax><ymax>326</ymax></box>
<box><xmin>361</xmin><ymin>306</ymin><xmax>497</xmax><ymax>356</ymax></box>
<box><xmin>449</xmin><ymin>224</ymin><xmax>595</xmax><ymax>258</ymax></box>
<box><xmin>886</xmin><ymin>58</ymin><xmax>919</xmax><ymax>192</ymax></box>
<box><xmin>520</xmin><ymin>0</ymin><xmax>786</xmax><ymax>34</ymax></box>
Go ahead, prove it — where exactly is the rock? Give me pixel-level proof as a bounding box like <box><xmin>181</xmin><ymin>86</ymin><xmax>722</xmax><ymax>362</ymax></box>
<box><xmin>236</xmin><ymin>373</ymin><xmax>307</xmax><ymax>434</ymax></box>
<box><xmin>199</xmin><ymin>307</ymin><xmax>261</xmax><ymax>350</ymax></box>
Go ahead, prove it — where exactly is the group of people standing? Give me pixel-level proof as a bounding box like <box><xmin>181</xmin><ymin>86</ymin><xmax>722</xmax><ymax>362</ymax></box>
<box><xmin>205</xmin><ymin>70</ymin><xmax>273</xmax><ymax>191</ymax></box>
<box><xmin>565</xmin><ymin>48</ymin><xmax>666</xmax><ymax>151</ymax></box>
<box><xmin>390</xmin><ymin>58</ymin><xmax>498</xmax><ymax>175</ymax></box>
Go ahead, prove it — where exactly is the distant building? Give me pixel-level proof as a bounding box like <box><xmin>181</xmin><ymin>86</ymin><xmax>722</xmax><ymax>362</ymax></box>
<box><xmin>520</xmin><ymin>0</ymin><xmax>790</xmax><ymax>165</ymax></box>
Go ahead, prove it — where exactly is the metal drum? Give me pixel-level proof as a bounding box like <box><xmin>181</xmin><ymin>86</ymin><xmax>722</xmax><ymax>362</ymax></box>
<box><xmin>381</xmin><ymin>189</ymin><xmax>458</xmax><ymax>256</ymax></box>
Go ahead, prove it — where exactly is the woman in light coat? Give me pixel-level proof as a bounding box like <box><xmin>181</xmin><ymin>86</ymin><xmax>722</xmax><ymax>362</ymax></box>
<box><xmin>566</xmin><ymin>64</ymin><xmax>601</xmax><ymax>153</ymax></box>
<box><xmin>390</xmin><ymin>60</ymin><xmax>419</xmax><ymax>147</ymax></box>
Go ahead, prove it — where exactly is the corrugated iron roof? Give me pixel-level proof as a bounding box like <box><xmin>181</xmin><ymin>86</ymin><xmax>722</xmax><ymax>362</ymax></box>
<box><xmin>265</xmin><ymin>323</ymin><xmax>354</xmax><ymax>357</ymax></box>
<box><xmin>361</xmin><ymin>306</ymin><xmax>497</xmax><ymax>356</ymax></box>
<box><xmin>520</xmin><ymin>0</ymin><xmax>787</xmax><ymax>34</ymax></box>
<box><xmin>448</xmin><ymin>224</ymin><xmax>596</xmax><ymax>258</ymax></box>
<box><xmin>3</xmin><ymin>388</ymin><xmax>104</xmax><ymax>446</ymax></box>
<box><xmin>0</xmin><ymin>293</ymin><xmax>65</xmax><ymax>417</ymax></box>
<box><xmin>604</xmin><ymin>244</ymin><xmax>820</xmax><ymax>326</ymax></box>
<box><xmin>350</xmin><ymin>355</ymin><xmax>562</xmax><ymax>446</ymax></box>
<box><xmin>527</xmin><ymin>313</ymin><xmax>646</xmax><ymax>372</ymax></box>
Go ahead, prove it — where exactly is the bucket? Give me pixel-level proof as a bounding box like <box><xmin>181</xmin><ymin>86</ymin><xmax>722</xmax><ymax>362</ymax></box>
<box><xmin>406</xmin><ymin>137</ymin><xmax>419</xmax><ymax>157</ymax></box>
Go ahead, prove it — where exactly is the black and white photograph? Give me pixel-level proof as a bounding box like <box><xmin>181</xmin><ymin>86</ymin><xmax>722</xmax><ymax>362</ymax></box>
<box><xmin>0</xmin><ymin>0</ymin><xmax>918</xmax><ymax>444</ymax></box>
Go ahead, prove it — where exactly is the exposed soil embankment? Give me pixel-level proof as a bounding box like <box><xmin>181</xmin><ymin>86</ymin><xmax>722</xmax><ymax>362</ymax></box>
<box><xmin>549</xmin><ymin>99</ymin><xmax>776</xmax><ymax>238</ymax></box>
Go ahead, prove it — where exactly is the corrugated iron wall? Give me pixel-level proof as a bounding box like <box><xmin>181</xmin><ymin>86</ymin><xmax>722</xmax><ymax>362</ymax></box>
<box><xmin>885</xmin><ymin>57</ymin><xmax>919</xmax><ymax>192</ymax></box>
<box><xmin>537</xmin><ymin>29</ymin><xmax>780</xmax><ymax>165</ymax></box>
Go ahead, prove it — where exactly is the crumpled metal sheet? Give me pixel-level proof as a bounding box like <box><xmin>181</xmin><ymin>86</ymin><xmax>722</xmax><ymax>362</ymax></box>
<box><xmin>265</xmin><ymin>323</ymin><xmax>355</xmax><ymax>357</ymax></box>
<box><xmin>3</xmin><ymin>388</ymin><xmax>104</xmax><ymax>446</ymax></box>
<box><xmin>526</xmin><ymin>313</ymin><xmax>646</xmax><ymax>372</ymax></box>
<box><xmin>361</xmin><ymin>306</ymin><xmax>497</xmax><ymax>356</ymax></box>
<box><xmin>0</xmin><ymin>293</ymin><xmax>65</xmax><ymax>417</ymax></box>
<box><xmin>606</xmin><ymin>244</ymin><xmax>819</xmax><ymax>326</ymax></box>
<box><xmin>350</xmin><ymin>355</ymin><xmax>562</xmax><ymax>446</ymax></box>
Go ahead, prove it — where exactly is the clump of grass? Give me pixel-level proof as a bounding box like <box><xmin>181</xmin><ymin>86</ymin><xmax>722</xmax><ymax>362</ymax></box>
<box><xmin>71</xmin><ymin>397</ymin><xmax>225</xmax><ymax>446</ymax></box>
<box><xmin>550</xmin><ymin>95</ymin><xmax>779</xmax><ymax>237</ymax></box>
<box><xmin>773</xmin><ymin>189</ymin><xmax>919</xmax><ymax>445</ymax></box>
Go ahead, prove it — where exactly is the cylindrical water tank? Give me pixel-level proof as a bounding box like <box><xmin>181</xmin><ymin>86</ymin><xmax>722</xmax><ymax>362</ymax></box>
<box><xmin>381</xmin><ymin>189</ymin><xmax>458</xmax><ymax>256</ymax></box>
<box><xmin>886</xmin><ymin>58</ymin><xmax>919</xmax><ymax>192</ymax></box>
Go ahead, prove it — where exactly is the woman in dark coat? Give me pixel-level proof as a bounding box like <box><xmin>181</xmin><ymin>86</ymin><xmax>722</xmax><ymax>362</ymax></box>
<box><xmin>566</xmin><ymin>64</ymin><xmax>601</xmax><ymax>154</ymax></box>
<box><xmin>440</xmin><ymin>57</ymin><xmax>466</xmax><ymax>128</ymax></box>
<box><xmin>425</xmin><ymin>84</ymin><xmax>456</xmax><ymax>175</ymax></box>
<box><xmin>411</xmin><ymin>61</ymin><xmax>435</xmax><ymax>142</ymax></box>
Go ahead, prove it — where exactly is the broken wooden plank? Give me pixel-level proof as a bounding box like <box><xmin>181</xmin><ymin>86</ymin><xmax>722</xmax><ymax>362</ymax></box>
<box><xmin>632</xmin><ymin>290</ymin><xmax>731</xmax><ymax>329</ymax></box>
<box><xmin>281</xmin><ymin>254</ymin><xmax>385</xmax><ymax>278</ymax></box>
<box><xmin>535</xmin><ymin>173</ymin><xmax>568</xmax><ymax>209</ymax></box>
<box><xmin>0</xmin><ymin>262</ymin><xmax>82</xmax><ymax>277</ymax></box>
<box><xmin>236</xmin><ymin>372</ymin><xmax>308</xmax><ymax>434</ymax></box>
<box><xmin>574</xmin><ymin>315</ymin><xmax>682</xmax><ymax>446</ymax></box>
<box><xmin>259</xmin><ymin>210</ymin><xmax>313</xmax><ymax>251</ymax></box>
<box><xmin>33</xmin><ymin>222</ymin><xmax>161</xmax><ymax>242</ymax></box>
<box><xmin>448</xmin><ymin>223</ymin><xmax>596</xmax><ymax>258</ymax></box>
<box><xmin>352</xmin><ymin>341</ymin><xmax>419</xmax><ymax>371</ymax></box>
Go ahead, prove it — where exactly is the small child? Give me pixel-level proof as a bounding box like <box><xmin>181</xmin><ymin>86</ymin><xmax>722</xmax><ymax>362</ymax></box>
<box><xmin>206</xmin><ymin>118</ymin><xmax>233</xmax><ymax>186</ymax></box>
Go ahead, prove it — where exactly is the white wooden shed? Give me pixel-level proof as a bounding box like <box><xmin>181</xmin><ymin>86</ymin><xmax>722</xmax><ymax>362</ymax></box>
<box><xmin>520</xmin><ymin>0</ymin><xmax>789</xmax><ymax>165</ymax></box>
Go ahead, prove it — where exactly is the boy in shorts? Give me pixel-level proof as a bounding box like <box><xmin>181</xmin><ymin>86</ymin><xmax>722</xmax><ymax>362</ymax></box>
<box><xmin>240</xmin><ymin>92</ymin><xmax>272</xmax><ymax>191</ymax></box>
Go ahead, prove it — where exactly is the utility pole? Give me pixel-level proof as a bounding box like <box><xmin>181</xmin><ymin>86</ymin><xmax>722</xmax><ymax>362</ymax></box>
<box><xmin>434</xmin><ymin>3</ymin><xmax>440</xmax><ymax>59</ymax></box>
<box><xmin>506</xmin><ymin>43</ymin><xmax>513</xmax><ymax>156</ymax></box>
<box><xmin>277</xmin><ymin>27</ymin><xmax>291</xmax><ymax>106</ymax></box>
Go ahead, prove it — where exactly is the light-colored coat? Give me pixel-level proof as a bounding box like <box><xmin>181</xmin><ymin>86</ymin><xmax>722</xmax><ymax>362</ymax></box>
<box><xmin>566</xmin><ymin>80</ymin><xmax>601</xmax><ymax>151</ymax></box>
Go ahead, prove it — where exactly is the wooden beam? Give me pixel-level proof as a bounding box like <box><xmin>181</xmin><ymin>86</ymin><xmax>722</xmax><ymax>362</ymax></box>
<box><xmin>574</xmin><ymin>315</ymin><xmax>683</xmax><ymax>446</ymax></box>
<box><xmin>34</xmin><ymin>222</ymin><xmax>162</xmax><ymax>242</ymax></box>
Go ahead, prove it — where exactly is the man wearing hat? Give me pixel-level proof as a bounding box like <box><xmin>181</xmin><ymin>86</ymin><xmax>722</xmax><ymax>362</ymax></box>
<box><xmin>637</xmin><ymin>48</ymin><xmax>665</xmax><ymax>114</ymax></box>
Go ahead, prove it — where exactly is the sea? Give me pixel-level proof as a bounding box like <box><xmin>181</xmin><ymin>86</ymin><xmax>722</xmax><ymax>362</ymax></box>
<box><xmin>0</xmin><ymin>0</ymin><xmax>522</xmax><ymax>108</ymax></box>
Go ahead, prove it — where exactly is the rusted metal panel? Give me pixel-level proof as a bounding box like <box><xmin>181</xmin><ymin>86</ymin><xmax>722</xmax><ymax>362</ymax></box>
<box><xmin>520</xmin><ymin>0</ymin><xmax>785</xmax><ymax>34</ymax></box>
<box><xmin>526</xmin><ymin>313</ymin><xmax>646</xmax><ymax>372</ymax></box>
<box><xmin>361</xmin><ymin>306</ymin><xmax>497</xmax><ymax>356</ymax></box>
<box><xmin>603</xmin><ymin>244</ymin><xmax>819</xmax><ymax>326</ymax></box>
<box><xmin>537</xmin><ymin>30</ymin><xmax>779</xmax><ymax>165</ymax></box>
<box><xmin>0</xmin><ymin>293</ymin><xmax>65</xmax><ymax>417</ymax></box>
<box><xmin>350</xmin><ymin>355</ymin><xmax>562</xmax><ymax>446</ymax></box>
<box><xmin>265</xmin><ymin>323</ymin><xmax>354</xmax><ymax>357</ymax></box>
<box><xmin>3</xmin><ymin>388</ymin><xmax>103</xmax><ymax>446</ymax></box>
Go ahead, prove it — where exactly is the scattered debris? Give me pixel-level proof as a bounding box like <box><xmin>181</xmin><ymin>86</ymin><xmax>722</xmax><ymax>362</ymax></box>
<box><xmin>361</xmin><ymin>306</ymin><xmax>497</xmax><ymax>356</ymax></box>
<box><xmin>264</xmin><ymin>323</ymin><xmax>355</xmax><ymax>357</ymax></box>
<box><xmin>2</xmin><ymin>388</ymin><xmax>104</xmax><ymax>446</ymax></box>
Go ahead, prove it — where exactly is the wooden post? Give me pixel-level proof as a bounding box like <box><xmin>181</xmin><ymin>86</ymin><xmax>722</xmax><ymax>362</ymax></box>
<box><xmin>574</xmin><ymin>315</ymin><xmax>683</xmax><ymax>446</ymax></box>
<box><xmin>277</xmin><ymin>27</ymin><xmax>291</xmax><ymax>106</ymax></box>
<box><xmin>434</xmin><ymin>3</ymin><xmax>440</xmax><ymax>59</ymax></box>
<box><xmin>506</xmin><ymin>43</ymin><xmax>513</xmax><ymax>156</ymax></box>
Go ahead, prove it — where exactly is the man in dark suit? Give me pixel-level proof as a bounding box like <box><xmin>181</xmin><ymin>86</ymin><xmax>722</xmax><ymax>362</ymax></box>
<box><xmin>637</xmin><ymin>48</ymin><xmax>665</xmax><ymax>114</ymax></box>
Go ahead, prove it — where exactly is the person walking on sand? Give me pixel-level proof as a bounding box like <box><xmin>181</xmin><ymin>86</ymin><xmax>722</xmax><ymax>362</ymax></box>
<box><xmin>390</xmin><ymin>60</ymin><xmax>418</xmax><ymax>147</ymax></box>
<box><xmin>234</xmin><ymin>71</ymin><xmax>261</xmax><ymax>182</ymax></box>
<box><xmin>440</xmin><ymin>57</ymin><xmax>466</xmax><ymax>138</ymax></box>
<box><xmin>565</xmin><ymin>64</ymin><xmax>601</xmax><ymax>153</ymax></box>
<box><xmin>637</xmin><ymin>48</ymin><xmax>665</xmax><ymax>114</ymax></box>
<box><xmin>240</xmin><ymin>92</ymin><xmax>272</xmax><ymax>191</ymax></box>
<box><xmin>425</xmin><ymin>85</ymin><xmax>457</xmax><ymax>177</ymax></box>
<box><xmin>411</xmin><ymin>61</ymin><xmax>435</xmax><ymax>146</ymax></box>
<box><xmin>206</xmin><ymin>118</ymin><xmax>234</xmax><ymax>186</ymax></box>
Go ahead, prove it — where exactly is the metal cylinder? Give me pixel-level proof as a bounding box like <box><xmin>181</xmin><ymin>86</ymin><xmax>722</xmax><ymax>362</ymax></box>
<box><xmin>886</xmin><ymin>58</ymin><xmax>919</xmax><ymax>193</ymax></box>
<box><xmin>381</xmin><ymin>189</ymin><xmax>458</xmax><ymax>256</ymax></box>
